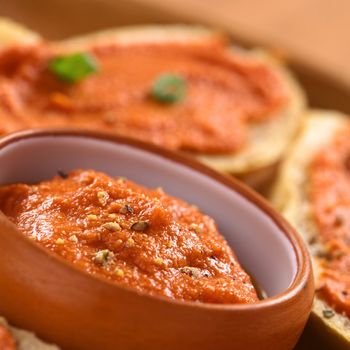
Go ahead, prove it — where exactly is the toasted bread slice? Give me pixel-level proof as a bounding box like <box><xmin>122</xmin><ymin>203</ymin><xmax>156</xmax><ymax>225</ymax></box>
<box><xmin>0</xmin><ymin>19</ymin><xmax>306</xmax><ymax>185</ymax></box>
<box><xmin>271</xmin><ymin>110</ymin><xmax>350</xmax><ymax>349</ymax></box>
<box><xmin>0</xmin><ymin>317</ymin><xmax>59</xmax><ymax>350</ymax></box>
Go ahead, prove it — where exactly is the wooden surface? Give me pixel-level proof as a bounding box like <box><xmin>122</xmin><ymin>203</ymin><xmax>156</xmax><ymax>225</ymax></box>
<box><xmin>134</xmin><ymin>0</ymin><xmax>350</xmax><ymax>90</ymax></box>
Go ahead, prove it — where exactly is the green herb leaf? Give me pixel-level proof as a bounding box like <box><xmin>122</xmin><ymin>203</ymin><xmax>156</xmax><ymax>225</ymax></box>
<box><xmin>49</xmin><ymin>52</ymin><xmax>99</xmax><ymax>83</ymax></box>
<box><xmin>151</xmin><ymin>74</ymin><xmax>187</xmax><ymax>104</ymax></box>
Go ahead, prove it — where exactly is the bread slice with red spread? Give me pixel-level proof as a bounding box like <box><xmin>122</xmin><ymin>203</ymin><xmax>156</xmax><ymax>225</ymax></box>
<box><xmin>0</xmin><ymin>18</ymin><xmax>305</xmax><ymax>190</ymax></box>
<box><xmin>61</xmin><ymin>26</ymin><xmax>306</xmax><ymax>189</ymax></box>
<box><xmin>0</xmin><ymin>317</ymin><xmax>59</xmax><ymax>350</ymax></box>
<box><xmin>271</xmin><ymin>110</ymin><xmax>350</xmax><ymax>349</ymax></box>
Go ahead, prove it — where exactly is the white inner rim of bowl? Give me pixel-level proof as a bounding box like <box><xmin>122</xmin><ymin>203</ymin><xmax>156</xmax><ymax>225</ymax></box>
<box><xmin>0</xmin><ymin>135</ymin><xmax>297</xmax><ymax>297</ymax></box>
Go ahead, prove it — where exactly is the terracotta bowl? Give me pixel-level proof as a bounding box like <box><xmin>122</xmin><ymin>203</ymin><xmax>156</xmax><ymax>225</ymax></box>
<box><xmin>0</xmin><ymin>129</ymin><xmax>313</xmax><ymax>350</ymax></box>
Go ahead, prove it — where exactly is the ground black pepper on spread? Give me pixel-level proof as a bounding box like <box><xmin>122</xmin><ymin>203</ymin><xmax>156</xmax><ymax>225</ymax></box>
<box><xmin>0</xmin><ymin>40</ymin><xmax>287</xmax><ymax>154</ymax></box>
<box><xmin>310</xmin><ymin>126</ymin><xmax>350</xmax><ymax>317</ymax></box>
<box><xmin>0</xmin><ymin>169</ymin><xmax>258</xmax><ymax>304</ymax></box>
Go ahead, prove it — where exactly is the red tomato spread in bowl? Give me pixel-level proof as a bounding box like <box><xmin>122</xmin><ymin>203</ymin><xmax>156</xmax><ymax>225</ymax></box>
<box><xmin>0</xmin><ymin>169</ymin><xmax>258</xmax><ymax>304</ymax></box>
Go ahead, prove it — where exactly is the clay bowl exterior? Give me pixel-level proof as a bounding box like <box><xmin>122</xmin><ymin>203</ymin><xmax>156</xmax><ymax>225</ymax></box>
<box><xmin>0</xmin><ymin>129</ymin><xmax>313</xmax><ymax>350</ymax></box>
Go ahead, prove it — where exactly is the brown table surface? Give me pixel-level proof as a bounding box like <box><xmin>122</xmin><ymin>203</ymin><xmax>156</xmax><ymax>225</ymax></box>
<box><xmin>136</xmin><ymin>0</ymin><xmax>350</xmax><ymax>90</ymax></box>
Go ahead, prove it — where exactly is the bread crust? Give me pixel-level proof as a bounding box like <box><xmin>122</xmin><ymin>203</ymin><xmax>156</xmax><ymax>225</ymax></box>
<box><xmin>271</xmin><ymin>110</ymin><xmax>350</xmax><ymax>349</ymax></box>
<box><xmin>0</xmin><ymin>17</ymin><xmax>40</xmax><ymax>47</ymax></box>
